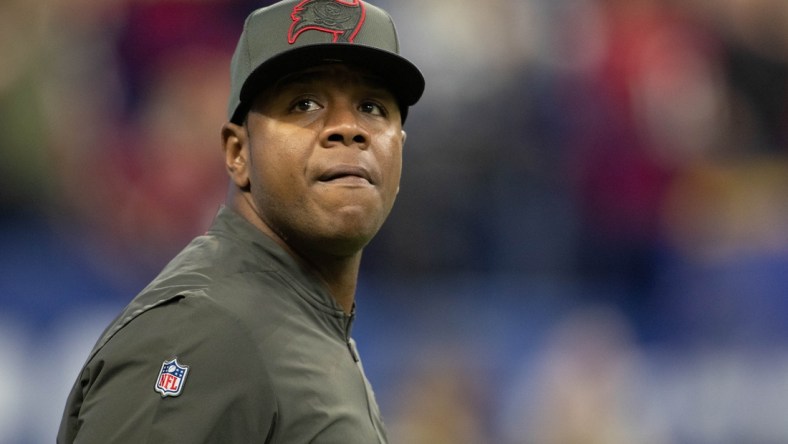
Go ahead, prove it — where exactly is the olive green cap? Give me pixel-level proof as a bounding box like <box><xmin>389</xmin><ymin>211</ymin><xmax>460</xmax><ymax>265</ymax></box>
<box><xmin>228</xmin><ymin>0</ymin><xmax>425</xmax><ymax>124</ymax></box>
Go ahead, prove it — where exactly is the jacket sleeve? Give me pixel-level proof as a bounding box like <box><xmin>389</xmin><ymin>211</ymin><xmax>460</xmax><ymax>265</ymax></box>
<box><xmin>58</xmin><ymin>293</ymin><xmax>278</xmax><ymax>443</ymax></box>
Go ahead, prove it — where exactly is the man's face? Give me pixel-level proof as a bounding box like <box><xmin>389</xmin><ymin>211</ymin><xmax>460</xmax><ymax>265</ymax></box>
<box><xmin>241</xmin><ymin>64</ymin><xmax>405</xmax><ymax>258</ymax></box>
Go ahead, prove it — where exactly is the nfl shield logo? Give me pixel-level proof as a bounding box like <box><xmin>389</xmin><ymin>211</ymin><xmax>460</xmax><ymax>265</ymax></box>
<box><xmin>155</xmin><ymin>358</ymin><xmax>189</xmax><ymax>397</ymax></box>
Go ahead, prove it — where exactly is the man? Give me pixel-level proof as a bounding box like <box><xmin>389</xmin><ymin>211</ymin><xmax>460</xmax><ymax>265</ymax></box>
<box><xmin>57</xmin><ymin>0</ymin><xmax>424</xmax><ymax>442</ymax></box>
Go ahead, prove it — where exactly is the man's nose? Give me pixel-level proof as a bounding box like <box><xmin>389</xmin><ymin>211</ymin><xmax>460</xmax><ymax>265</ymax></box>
<box><xmin>320</xmin><ymin>104</ymin><xmax>370</xmax><ymax>148</ymax></box>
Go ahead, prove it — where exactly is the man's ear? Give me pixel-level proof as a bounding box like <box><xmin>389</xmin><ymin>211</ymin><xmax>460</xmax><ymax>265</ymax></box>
<box><xmin>221</xmin><ymin>122</ymin><xmax>250</xmax><ymax>190</ymax></box>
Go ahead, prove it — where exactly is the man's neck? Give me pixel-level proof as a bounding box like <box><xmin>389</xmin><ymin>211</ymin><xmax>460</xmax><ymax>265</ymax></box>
<box><xmin>228</xmin><ymin>196</ymin><xmax>360</xmax><ymax>314</ymax></box>
<box><xmin>303</xmin><ymin>253</ymin><xmax>361</xmax><ymax>315</ymax></box>
<box><xmin>273</xmin><ymin>239</ymin><xmax>362</xmax><ymax>315</ymax></box>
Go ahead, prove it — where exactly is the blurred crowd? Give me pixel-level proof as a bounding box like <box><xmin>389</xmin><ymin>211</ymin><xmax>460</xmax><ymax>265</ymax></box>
<box><xmin>1</xmin><ymin>0</ymin><xmax>787</xmax><ymax>442</ymax></box>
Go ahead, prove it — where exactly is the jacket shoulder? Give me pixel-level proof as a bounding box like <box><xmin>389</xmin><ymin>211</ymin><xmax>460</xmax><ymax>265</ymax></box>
<box><xmin>59</xmin><ymin>291</ymin><xmax>278</xmax><ymax>443</ymax></box>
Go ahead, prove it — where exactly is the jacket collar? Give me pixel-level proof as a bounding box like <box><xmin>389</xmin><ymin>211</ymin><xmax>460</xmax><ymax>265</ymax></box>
<box><xmin>208</xmin><ymin>206</ymin><xmax>349</xmax><ymax>318</ymax></box>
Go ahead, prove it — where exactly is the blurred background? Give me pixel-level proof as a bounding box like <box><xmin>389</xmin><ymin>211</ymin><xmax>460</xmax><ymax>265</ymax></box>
<box><xmin>1</xmin><ymin>0</ymin><xmax>788</xmax><ymax>442</ymax></box>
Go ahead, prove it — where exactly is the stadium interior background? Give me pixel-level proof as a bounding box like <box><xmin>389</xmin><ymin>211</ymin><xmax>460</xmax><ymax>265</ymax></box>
<box><xmin>2</xmin><ymin>0</ymin><xmax>788</xmax><ymax>442</ymax></box>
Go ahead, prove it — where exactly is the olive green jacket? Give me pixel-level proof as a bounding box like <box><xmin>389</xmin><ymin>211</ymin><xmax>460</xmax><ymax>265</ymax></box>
<box><xmin>58</xmin><ymin>206</ymin><xmax>388</xmax><ymax>443</ymax></box>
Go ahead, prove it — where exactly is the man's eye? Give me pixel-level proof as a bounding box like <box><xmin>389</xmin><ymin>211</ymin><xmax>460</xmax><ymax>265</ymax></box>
<box><xmin>291</xmin><ymin>98</ymin><xmax>321</xmax><ymax>112</ymax></box>
<box><xmin>360</xmin><ymin>101</ymin><xmax>385</xmax><ymax>116</ymax></box>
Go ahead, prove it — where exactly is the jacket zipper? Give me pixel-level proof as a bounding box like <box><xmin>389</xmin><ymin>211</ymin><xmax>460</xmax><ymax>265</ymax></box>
<box><xmin>344</xmin><ymin>311</ymin><xmax>360</xmax><ymax>362</ymax></box>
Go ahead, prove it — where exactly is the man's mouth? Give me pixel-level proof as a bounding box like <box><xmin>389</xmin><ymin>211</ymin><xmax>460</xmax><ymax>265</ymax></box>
<box><xmin>318</xmin><ymin>165</ymin><xmax>373</xmax><ymax>184</ymax></box>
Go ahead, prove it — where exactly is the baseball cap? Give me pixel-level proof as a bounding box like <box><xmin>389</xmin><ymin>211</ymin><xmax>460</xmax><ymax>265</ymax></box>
<box><xmin>228</xmin><ymin>0</ymin><xmax>425</xmax><ymax>124</ymax></box>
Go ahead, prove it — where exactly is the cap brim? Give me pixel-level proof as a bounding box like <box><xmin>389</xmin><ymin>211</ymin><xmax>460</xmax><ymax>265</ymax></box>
<box><xmin>233</xmin><ymin>44</ymin><xmax>424</xmax><ymax>124</ymax></box>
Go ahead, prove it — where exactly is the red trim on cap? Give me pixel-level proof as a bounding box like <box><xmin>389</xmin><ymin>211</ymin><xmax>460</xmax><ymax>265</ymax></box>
<box><xmin>288</xmin><ymin>0</ymin><xmax>366</xmax><ymax>44</ymax></box>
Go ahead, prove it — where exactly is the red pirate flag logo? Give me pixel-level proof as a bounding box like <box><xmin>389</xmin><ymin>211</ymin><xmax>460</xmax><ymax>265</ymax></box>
<box><xmin>288</xmin><ymin>0</ymin><xmax>367</xmax><ymax>44</ymax></box>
